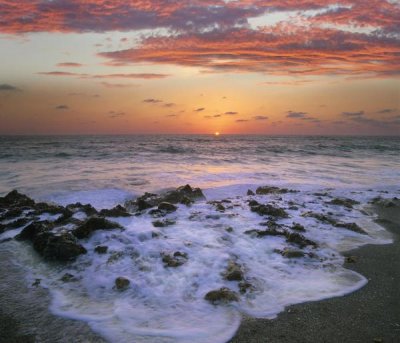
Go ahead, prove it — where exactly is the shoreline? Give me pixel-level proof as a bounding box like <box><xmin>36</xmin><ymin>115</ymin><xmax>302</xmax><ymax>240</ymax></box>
<box><xmin>230</xmin><ymin>200</ymin><xmax>400</xmax><ymax>343</ymax></box>
<box><xmin>0</xmin><ymin>199</ymin><xmax>399</xmax><ymax>343</ymax></box>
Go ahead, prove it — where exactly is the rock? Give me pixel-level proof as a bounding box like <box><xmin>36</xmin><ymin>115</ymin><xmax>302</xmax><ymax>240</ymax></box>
<box><xmin>152</xmin><ymin>219</ymin><xmax>176</xmax><ymax>227</ymax></box>
<box><xmin>281</xmin><ymin>249</ymin><xmax>305</xmax><ymax>258</ymax></box>
<box><xmin>245</xmin><ymin>228</ymin><xmax>287</xmax><ymax>238</ymax></box>
<box><xmin>238</xmin><ymin>281</ymin><xmax>254</xmax><ymax>294</ymax></box>
<box><xmin>32</xmin><ymin>279</ymin><xmax>41</xmax><ymax>287</ymax></box>
<box><xmin>158</xmin><ymin>202</ymin><xmax>178</xmax><ymax>212</ymax></box>
<box><xmin>16</xmin><ymin>221</ymin><xmax>52</xmax><ymax>241</ymax></box>
<box><xmin>335</xmin><ymin>222</ymin><xmax>367</xmax><ymax>235</ymax></box>
<box><xmin>72</xmin><ymin>217</ymin><xmax>122</xmax><ymax>239</ymax></box>
<box><xmin>99</xmin><ymin>205</ymin><xmax>130</xmax><ymax>217</ymax></box>
<box><xmin>247</xmin><ymin>189</ymin><xmax>255</xmax><ymax>196</ymax></box>
<box><xmin>250</xmin><ymin>203</ymin><xmax>288</xmax><ymax>218</ymax></box>
<box><xmin>0</xmin><ymin>207</ymin><xmax>23</xmax><ymax>220</ymax></box>
<box><xmin>94</xmin><ymin>245</ymin><xmax>108</xmax><ymax>254</ymax></box>
<box><xmin>328</xmin><ymin>198</ymin><xmax>360</xmax><ymax>208</ymax></box>
<box><xmin>204</xmin><ymin>287</ymin><xmax>239</xmax><ymax>304</ymax></box>
<box><xmin>0</xmin><ymin>190</ymin><xmax>35</xmax><ymax>208</ymax></box>
<box><xmin>0</xmin><ymin>217</ymin><xmax>31</xmax><ymax>233</ymax></box>
<box><xmin>345</xmin><ymin>256</ymin><xmax>358</xmax><ymax>263</ymax></box>
<box><xmin>34</xmin><ymin>232</ymin><xmax>87</xmax><ymax>261</ymax></box>
<box><xmin>291</xmin><ymin>223</ymin><xmax>306</xmax><ymax>232</ymax></box>
<box><xmin>225</xmin><ymin>227</ymin><xmax>234</xmax><ymax>233</ymax></box>
<box><xmin>115</xmin><ymin>277</ymin><xmax>130</xmax><ymax>291</ymax></box>
<box><xmin>162</xmin><ymin>251</ymin><xmax>188</xmax><ymax>267</ymax></box>
<box><xmin>61</xmin><ymin>273</ymin><xmax>78</xmax><ymax>282</ymax></box>
<box><xmin>223</xmin><ymin>261</ymin><xmax>244</xmax><ymax>281</ymax></box>
<box><xmin>256</xmin><ymin>186</ymin><xmax>296</xmax><ymax>195</ymax></box>
<box><xmin>285</xmin><ymin>232</ymin><xmax>317</xmax><ymax>248</ymax></box>
<box><xmin>302</xmin><ymin>212</ymin><xmax>338</xmax><ymax>225</ymax></box>
<box><xmin>66</xmin><ymin>202</ymin><xmax>98</xmax><ymax>216</ymax></box>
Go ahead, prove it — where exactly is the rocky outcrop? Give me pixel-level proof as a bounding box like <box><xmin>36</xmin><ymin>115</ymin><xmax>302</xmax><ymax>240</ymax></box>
<box><xmin>222</xmin><ymin>261</ymin><xmax>244</xmax><ymax>281</ymax></box>
<box><xmin>0</xmin><ymin>190</ymin><xmax>35</xmax><ymax>208</ymax></box>
<box><xmin>249</xmin><ymin>200</ymin><xmax>288</xmax><ymax>218</ymax></box>
<box><xmin>204</xmin><ymin>287</ymin><xmax>239</xmax><ymax>304</ymax></box>
<box><xmin>328</xmin><ymin>198</ymin><xmax>360</xmax><ymax>208</ymax></box>
<box><xmin>99</xmin><ymin>205</ymin><xmax>130</xmax><ymax>217</ymax></box>
<box><xmin>72</xmin><ymin>217</ymin><xmax>122</xmax><ymax>239</ymax></box>
<box><xmin>115</xmin><ymin>277</ymin><xmax>130</xmax><ymax>291</ymax></box>
<box><xmin>161</xmin><ymin>251</ymin><xmax>188</xmax><ymax>267</ymax></box>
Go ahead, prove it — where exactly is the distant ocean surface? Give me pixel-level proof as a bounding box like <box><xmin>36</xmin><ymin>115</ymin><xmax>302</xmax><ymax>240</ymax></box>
<box><xmin>1</xmin><ymin>135</ymin><xmax>399</xmax><ymax>201</ymax></box>
<box><xmin>0</xmin><ymin>135</ymin><xmax>399</xmax><ymax>343</ymax></box>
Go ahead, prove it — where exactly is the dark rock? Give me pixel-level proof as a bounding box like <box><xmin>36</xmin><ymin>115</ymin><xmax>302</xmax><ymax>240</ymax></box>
<box><xmin>72</xmin><ymin>217</ymin><xmax>122</xmax><ymax>239</ymax></box>
<box><xmin>328</xmin><ymin>198</ymin><xmax>360</xmax><ymax>208</ymax></box>
<box><xmin>99</xmin><ymin>205</ymin><xmax>130</xmax><ymax>217</ymax></box>
<box><xmin>115</xmin><ymin>277</ymin><xmax>130</xmax><ymax>291</ymax></box>
<box><xmin>247</xmin><ymin>189</ymin><xmax>255</xmax><ymax>196</ymax></box>
<box><xmin>0</xmin><ymin>207</ymin><xmax>23</xmax><ymax>220</ymax></box>
<box><xmin>0</xmin><ymin>190</ymin><xmax>35</xmax><ymax>208</ymax></box>
<box><xmin>32</xmin><ymin>279</ymin><xmax>41</xmax><ymax>287</ymax></box>
<box><xmin>152</xmin><ymin>219</ymin><xmax>176</xmax><ymax>227</ymax></box>
<box><xmin>0</xmin><ymin>217</ymin><xmax>31</xmax><ymax>233</ymax></box>
<box><xmin>204</xmin><ymin>287</ymin><xmax>239</xmax><ymax>304</ymax></box>
<box><xmin>291</xmin><ymin>223</ymin><xmax>306</xmax><ymax>232</ymax></box>
<box><xmin>256</xmin><ymin>186</ymin><xmax>297</xmax><ymax>195</ymax></box>
<box><xmin>180</xmin><ymin>196</ymin><xmax>193</xmax><ymax>206</ymax></box>
<box><xmin>223</xmin><ymin>261</ymin><xmax>244</xmax><ymax>281</ymax></box>
<box><xmin>66</xmin><ymin>202</ymin><xmax>98</xmax><ymax>216</ymax></box>
<box><xmin>61</xmin><ymin>273</ymin><xmax>78</xmax><ymax>282</ymax></box>
<box><xmin>285</xmin><ymin>232</ymin><xmax>317</xmax><ymax>248</ymax></box>
<box><xmin>245</xmin><ymin>228</ymin><xmax>287</xmax><ymax>238</ymax></box>
<box><xmin>281</xmin><ymin>249</ymin><xmax>305</xmax><ymax>258</ymax></box>
<box><xmin>15</xmin><ymin>221</ymin><xmax>51</xmax><ymax>241</ymax></box>
<box><xmin>225</xmin><ymin>227</ymin><xmax>234</xmax><ymax>233</ymax></box>
<box><xmin>238</xmin><ymin>281</ymin><xmax>254</xmax><ymax>294</ymax></box>
<box><xmin>345</xmin><ymin>256</ymin><xmax>358</xmax><ymax>263</ymax></box>
<box><xmin>162</xmin><ymin>251</ymin><xmax>188</xmax><ymax>267</ymax></box>
<box><xmin>94</xmin><ymin>245</ymin><xmax>108</xmax><ymax>254</ymax></box>
<box><xmin>250</xmin><ymin>203</ymin><xmax>288</xmax><ymax>218</ymax></box>
<box><xmin>302</xmin><ymin>212</ymin><xmax>338</xmax><ymax>225</ymax></box>
<box><xmin>158</xmin><ymin>202</ymin><xmax>178</xmax><ymax>212</ymax></box>
<box><xmin>34</xmin><ymin>232</ymin><xmax>87</xmax><ymax>261</ymax></box>
<box><xmin>335</xmin><ymin>222</ymin><xmax>367</xmax><ymax>235</ymax></box>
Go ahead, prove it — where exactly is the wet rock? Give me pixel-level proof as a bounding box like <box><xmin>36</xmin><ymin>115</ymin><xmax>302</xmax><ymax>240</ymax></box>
<box><xmin>94</xmin><ymin>245</ymin><xmax>108</xmax><ymax>254</ymax></box>
<box><xmin>0</xmin><ymin>190</ymin><xmax>35</xmax><ymax>209</ymax></box>
<box><xmin>32</xmin><ymin>279</ymin><xmax>41</xmax><ymax>287</ymax></box>
<box><xmin>15</xmin><ymin>221</ymin><xmax>52</xmax><ymax>241</ymax></box>
<box><xmin>291</xmin><ymin>223</ymin><xmax>306</xmax><ymax>232</ymax></box>
<box><xmin>115</xmin><ymin>277</ymin><xmax>130</xmax><ymax>291</ymax></box>
<box><xmin>247</xmin><ymin>189</ymin><xmax>255</xmax><ymax>196</ymax></box>
<box><xmin>72</xmin><ymin>217</ymin><xmax>122</xmax><ymax>239</ymax></box>
<box><xmin>204</xmin><ymin>287</ymin><xmax>239</xmax><ymax>304</ymax></box>
<box><xmin>34</xmin><ymin>232</ymin><xmax>87</xmax><ymax>261</ymax></box>
<box><xmin>256</xmin><ymin>186</ymin><xmax>297</xmax><ymax>195</ymax></box>
<box><xmin>238</xmin><ymin>281</ymin><xmax>254</xmax><ymax>294</ymax></box>
<box><xmin>223</xmin><ymin>261</ymin><xmax>244</xmax><ymax>281</ymax></box>
<box><xmin>335</xmin><ymin>222</ymin><xmax>367</xmax><ymax>235</ymax></box>
<box><xmin>152</xmin><ymin>219</ymin><xmax>176</xmax><ymax>227</ymax></box>
<box><xmin>345</xmin><ymin>256</ymin><xmax>358</xmax><ymax>263</ymax></box>
<box><xmin>126</xmin><ymin>185</ymin><xmax>205</xmax><ymax>211</ymax></box>
<box><xmin>161</xmin><ymin>251</ymin><xmax>188</xmax><ymax>267</ymax></box>
<box><xmin>99</xmin><ymin>205</ymin><xmax>130</xmax><ymax>217</ymax></box>
<box><xmin>225</xmin><ymin>227</ymin><xmax>234</xmax><ymax>233</ymax></box>
<box><xmin>285</xmin><ymin>232</ymin><xmax>317</xmax><ymax>248</ymax></box>
<box><xmin>0</xmin><ymin>217</ymin><xmax>31</xmax><ymax>233</ymax></box>
<box><xmin>328</xmin><ymin>198</ymin><xmax>360</xmax><ymax>208</ymax></box>
<box><xmin>66</xmin><ymin>202</ymin><xmax>98</xmax><ymax>216</ymax></box>
<box><xmin>158</xmin><ymin>202</ymin><xmax>178</xmax><ymax>212</ymax></box>
<box><xmin>61</xmin><ymin>273</ymin><xmax>78</xmax><ymax>282</ymax></box>
<box><xmin>0</xmin><ymin>207</ymin><xmax>24</xmax><ymax>220</ymax></box>
<box><xmin>302</xmin><ymin>212</ymin><xmax>338</xmax><ymax>225</ymax></box>
<box><xmin>245</xmin><ymin>228</ymin><xmax>287</xmax><ymax>238</ymax></box>
<box><xmin>250</xmin><ymin>203</ymin><xmax>288</xmax><ymax>218</ymax></box>
<box><xmin>208</xmin><ymin>201</ymin><xmax>226</xmax><ymax>212</ymax></box>
<box><xmin>281</xmin><ymin>249</ymin><xmax>305</xmax><ymax>258</ymax></box>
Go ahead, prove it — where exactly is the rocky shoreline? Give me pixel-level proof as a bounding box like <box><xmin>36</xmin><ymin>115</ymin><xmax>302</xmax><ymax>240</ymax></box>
<box><xmin>0</xmin><ymin>186</ymin><xmax>398</xmax><ymax>342</ymax></box>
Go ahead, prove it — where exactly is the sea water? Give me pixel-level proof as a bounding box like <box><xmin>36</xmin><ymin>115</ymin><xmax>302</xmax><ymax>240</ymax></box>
<box><xmin>0</xmin><ymin>135</ymin><xmax>399</xmax><ymax>342</ymax></box>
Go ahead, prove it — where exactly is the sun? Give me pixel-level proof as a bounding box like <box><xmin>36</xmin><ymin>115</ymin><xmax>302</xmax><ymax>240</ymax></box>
<box><xmin>214</xmin><ymin>131</ymin><xmax>220</xmax><ymax>136</ymax></box>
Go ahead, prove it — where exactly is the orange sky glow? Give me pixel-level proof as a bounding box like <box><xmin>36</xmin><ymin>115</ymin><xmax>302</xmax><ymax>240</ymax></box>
<box><xmin>0</xmin><ymin>0</ymin><xmax>399</xmax><ymax>135</ymax></box>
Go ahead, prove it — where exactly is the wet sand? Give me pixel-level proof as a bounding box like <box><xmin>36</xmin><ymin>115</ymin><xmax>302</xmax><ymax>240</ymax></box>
<box><xmin>1</xmin><ymin>200</ymin><xmax>399</xmax><ymax>343</ymax></box>
<box><xmin>231</xmin><ymin>200</ymin><xmax>400</xmax><ymax>343</ymax></box>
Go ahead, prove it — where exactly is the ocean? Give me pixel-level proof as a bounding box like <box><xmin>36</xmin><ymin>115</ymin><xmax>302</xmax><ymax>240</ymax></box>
<box><xmin>0</xmin><ymin>135</ymin><xmax>399</xmax><ymax>342</ymax></box>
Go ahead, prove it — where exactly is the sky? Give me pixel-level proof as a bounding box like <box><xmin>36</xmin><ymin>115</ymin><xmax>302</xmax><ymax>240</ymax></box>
<box><xmin>0</xmin><ymin>0</ymin><xmax>399</xmax><ymax>135</ymax></box>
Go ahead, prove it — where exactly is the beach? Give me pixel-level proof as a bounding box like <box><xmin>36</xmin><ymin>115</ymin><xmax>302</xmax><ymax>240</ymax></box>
<box><xmin>231</xmin><ymin>200</ymin><xmax>400</xmax><ymax>343</ymax></box>
<box><xmin>0</xmin><ymin>195</ymin><xmax>399</xmax><ymax>343</ymax></box>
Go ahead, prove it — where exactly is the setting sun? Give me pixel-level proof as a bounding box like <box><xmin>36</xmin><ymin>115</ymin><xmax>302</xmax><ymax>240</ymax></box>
<box><xmin>215</xmin><ymin>132</ymin><xmax>220</xmax><ymax>136</ymax></box>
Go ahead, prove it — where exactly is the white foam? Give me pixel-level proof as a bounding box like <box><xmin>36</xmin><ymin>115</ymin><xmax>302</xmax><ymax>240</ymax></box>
<box><xmin>6</xmin><ymin>184</ymin><xmax>395</xmax><ymax>343</ymax></box>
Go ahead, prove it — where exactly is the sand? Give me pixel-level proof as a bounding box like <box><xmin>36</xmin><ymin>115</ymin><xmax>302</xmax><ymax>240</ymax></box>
<box><xmin>230</xmin><ymin>200</ymin><xmax>400</xmax><ymax>343</ymax></box>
